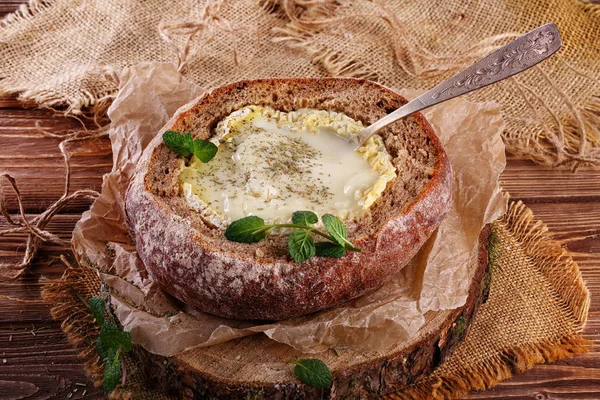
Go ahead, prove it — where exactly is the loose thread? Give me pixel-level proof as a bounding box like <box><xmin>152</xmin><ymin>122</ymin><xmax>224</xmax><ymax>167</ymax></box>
<box><xmin>0</xmin><ymin>128</ymin><xmax>104</xmax><ymax>280</ymax></box>
<box><xmin>158</xmin><ymin>0</ymin><xmax>237</xmax><ymax>73</ymax></box>
<box><xmin>508</xmin><ymin>76</ymin><xmax>566</xmax><ymax>165</ymax></box>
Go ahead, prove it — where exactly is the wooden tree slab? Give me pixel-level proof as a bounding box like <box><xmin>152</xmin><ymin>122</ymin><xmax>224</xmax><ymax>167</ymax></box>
<box><xmin>171</xmin><ymin>227</ymin><xmax>492</xmax><ymax>399</ymax></box>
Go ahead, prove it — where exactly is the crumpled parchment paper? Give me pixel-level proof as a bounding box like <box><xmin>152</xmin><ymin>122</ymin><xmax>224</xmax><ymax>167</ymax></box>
<box><xmin>72</xmin><ymin>62</ymin><xmax>506</xmax><ymax>356</ymax></box>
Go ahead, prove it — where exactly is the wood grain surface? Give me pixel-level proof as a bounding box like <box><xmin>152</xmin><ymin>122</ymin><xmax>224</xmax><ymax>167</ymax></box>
<box><xmin>1</xmin><ymin>2</ymin><xmax>599</xmax><ymax>399</ymax></box>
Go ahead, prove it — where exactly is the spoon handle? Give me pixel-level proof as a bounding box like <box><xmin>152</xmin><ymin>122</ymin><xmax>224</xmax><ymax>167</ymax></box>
<box><xmin>356</xmin><ymin>22</ymin><xmax>562</xmax><ymax>148</ymax></box>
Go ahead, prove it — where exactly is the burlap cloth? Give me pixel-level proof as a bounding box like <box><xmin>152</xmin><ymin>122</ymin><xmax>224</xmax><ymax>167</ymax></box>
<box><xmin>1</xmin><ymin>0</ymin><xmax>600</xmax><ymax>167</ymax></box>
<box><xmin>0</xmin><ymin>0</ymin><xmax>592</xmax><ymax>398</ymax></box>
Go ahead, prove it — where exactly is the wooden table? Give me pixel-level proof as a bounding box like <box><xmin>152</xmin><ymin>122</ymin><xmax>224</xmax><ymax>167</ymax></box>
<box><xmin>1</xmin><ymin>4</ymin><xmax>599</xmax><ymax>400</ymax></box>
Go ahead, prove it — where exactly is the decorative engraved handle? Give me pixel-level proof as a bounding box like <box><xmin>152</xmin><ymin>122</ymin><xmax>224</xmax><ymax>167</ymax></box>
<box><xmin>356</xmin><ymin>23</ymin><xmax>562</xmax><ymax>148</ymax></box>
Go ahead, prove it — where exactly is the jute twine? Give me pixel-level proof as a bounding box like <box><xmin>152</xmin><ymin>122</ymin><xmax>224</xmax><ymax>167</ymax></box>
<box><xmin>0</xmin><ymin>129</ymin><xmax>105</xmax><ymax>280</ymax></box>
<box><xmin>38</xmin><ymin>201</ymin><xmax>590</xmax><ymax>399</ymax></box>
<box><xmin>0</xmin><ymin>0</ymin><xmax>599</xmax><ymax>167</ymax></box>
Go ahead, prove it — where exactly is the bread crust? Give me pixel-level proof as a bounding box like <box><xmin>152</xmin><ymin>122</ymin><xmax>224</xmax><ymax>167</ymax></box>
<box><xmin>125</xmin><ymin>78</ymin><xmax>452</xmax><ymax>320</ymax></box>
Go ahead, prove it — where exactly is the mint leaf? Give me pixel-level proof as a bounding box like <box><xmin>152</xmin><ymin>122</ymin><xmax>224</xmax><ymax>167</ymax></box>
<box><xmin>225</xmin><ymin>216</ymin><xmax>267</xmax><ymax>243</ymax></box>
<box><xmin>291</xmin><ymin>359</ymin><xmax>332</xmax><ymax>388</ymax></box>
<box><xmin>89</xmin><ymin>296</ymin><xmax>105</xmax><ymax>326</ymax></box>
<box><xmin>102</xmin><ymin>353</ymin><xmax>122</xmax><ymax>393</ymax></box>
<box><xmin>96</xmin><ymin>334</ymin><xmax>118</xmax><ymax>361</ymax></box>
<box><xmin>321</xmin><ymin>214</ymin><xmax>348</xmax><ymax>246</ymax></box>
<box><xmin>163</xmin><ymin>131</ymin><xmax>194</xmax><ymax>157</ymax></box>
<box><xmin>193</xmin><ymin>139</ymin><xmax>218</xmax><ymax>162</ymax></box>
<box><xmin>288</xmin><ymin>230</ymin><xmax>316</xmax><ymax>263</ymax></box>
<box><xmin>315</xmin><ymin>242</ymin><xmax>346</xmax><ymax>258</ymax></box>
<box><xmin>322</xmin><ymin>214</ymin><xmax>360</xmax><ymax>251</ymax></box>
<box><xmin>98</xmin><ymin>322</ymin><xmax>133</xmax><ymax>356</ymax></box>
<box><xmin>163</xmin><ymin>131</ymin><xmax>217</xmax><ymax>162</ymax></box>
<box><xmin>292</xmin><ymin>211</ymin><xmax>318</xmax><ymax>226</ymax></box>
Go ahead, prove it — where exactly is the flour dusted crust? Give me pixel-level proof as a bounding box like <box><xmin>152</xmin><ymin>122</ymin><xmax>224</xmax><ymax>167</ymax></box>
<box><xmin>125</xmin><ymin>78</ymin><xmax>452</xmax><ymax>320</ymax></box>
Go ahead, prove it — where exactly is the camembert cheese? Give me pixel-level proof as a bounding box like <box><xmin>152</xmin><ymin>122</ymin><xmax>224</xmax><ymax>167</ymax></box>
<box><xmin>179</xmin><ymin>106</ymin><xmax>396</xmax><ymax>226</ymax></box>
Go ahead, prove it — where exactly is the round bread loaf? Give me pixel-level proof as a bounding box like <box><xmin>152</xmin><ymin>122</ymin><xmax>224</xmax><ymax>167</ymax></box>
<box><xmin>125</xmin><ymin>78</ymin><xmax>452</xmax><ymax>320</ymax></box>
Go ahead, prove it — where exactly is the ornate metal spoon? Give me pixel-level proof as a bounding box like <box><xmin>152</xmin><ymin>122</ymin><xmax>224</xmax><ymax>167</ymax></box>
<box><xmin>354</xmin><ymin>22</ymin><xmax>562</xmax><ymax>148</ymax></box>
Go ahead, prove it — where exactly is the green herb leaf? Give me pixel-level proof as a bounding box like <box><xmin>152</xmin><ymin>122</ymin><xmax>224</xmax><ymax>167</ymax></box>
<box><xmin>321</xmin><ymin>214</ymin><xmax>360</xmax><ymax>251</ymax></box>
<box><xmin>315</xmin><ymin>242</ymin><xmax>346</xmax><ymax>258</ymax></box>
<box><xmin>163</xmin><ymin>131</ymin><xmax>194</xmax><ymax>157</ymax></box>
<box><xmin>292</xmin><ymin>210</ymin><xmax>318</xmax><ymax>226</ymax></box>
<box><xmin>193</xmin><ymin>139</ymin><xmax>218</xmax><ymax>163</ymax></box>
<box><xmin>89</xmin><ymin>296</ymin><xmax>105</xmax><ymax>326</ymax></box>
<box><xmin>163</xmin><ymin>130</ymin><xmax>217</xmax><ymax>162</ymax></box>
<box><xmin>97</xmin><ymin>322</ymin><xmax>133</xmax><ymax>358</ymax></box>
<box><xmin>322</xmin><ymin>214</ymin><xmax>348</xmax><ymax>246</ymax></box>
<box><xmin>291</xmin><ymin>359</ymin><xmax>332</xmax><ymax>388</ymax></box>
<box><xmin>102</xmin><ymin>353</ymin><xmax>122</xmax><ymax>393</ymax></box>
<box><xmin>96</xmin><ymin>334</ymin><xmax>118</xmax><ymax>362</ymax></box>
<box><xmin>84</xmin><ymin>295</ymin><xmax>133</xmax><ymax>394</ymax></box>
<box><xmin>288</xmin><ymin>230</ymin><xmax>316</xmax><ymax>263</ymax></box>
<box><xmin>104</xmin><ymin>322</ymin><xmax>133</xmax><ymax>353</ymax></box>
<box><xmin>225</xmin><ymin>216</ymin><xmax>267</xmax><ymax>243</ymax></box>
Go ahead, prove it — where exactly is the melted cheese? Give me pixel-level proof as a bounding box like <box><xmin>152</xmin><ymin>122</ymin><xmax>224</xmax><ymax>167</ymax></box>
<box><xmin>179</xmin><ymin>106</ymin><xmax>396</xmax><ymax>226</ymax></box>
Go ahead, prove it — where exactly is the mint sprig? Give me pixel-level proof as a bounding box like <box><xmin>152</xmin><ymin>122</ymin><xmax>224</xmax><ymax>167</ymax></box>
<box><xmin>224</xmin><ymin>211</ymin><xmax>360</xmax><ymax>263</ymax></box>
<box><xmin>86</xmin><ymin>296</ymin><xmax>132</xmax><ymax>393</ymax></box>
<box><xmin>162</xmin><ymin>130</ymin><xmax>217</xmax><ymax>162</ymax></box>
<box><xmin>291</xmin><ymin>359</ymin><xmax>332</xmax><ymax>388</ymax></box>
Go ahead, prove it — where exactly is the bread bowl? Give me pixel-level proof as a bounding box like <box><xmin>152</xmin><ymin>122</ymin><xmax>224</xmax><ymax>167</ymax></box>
<box><xmin>125</xmin><ymin>78</ymin><xmax>452</xmax><ymax>320</ymax></box>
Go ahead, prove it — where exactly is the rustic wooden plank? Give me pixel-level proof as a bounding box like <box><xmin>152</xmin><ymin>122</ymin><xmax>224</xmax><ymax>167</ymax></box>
<box><xmin>0</xmin><ymin>214</ymin><xmax>88</xmax><ymax>323</ymax></box>
<box><xmin>0</xmin><ymin>95</ymin><xmax>112</xmax><ymax>213</ymax></box>
<box><xmin>523</xmin><ymin>202</ymin><xmax>600</xmax><ymax>253</ymax></box>
<box><xmin>3</xmin><ymin>151</ymin><xmax>599</xmax><ymax>213</ymax></box>
<box><xmin>0</xmin><ymin>166</ymin><xmax>110</xmax><ymax>214</ymax></box>
<box><xmin>464</xmin><ymin>362</ymin><xmax>600</xmax><ymax>399</ymax></box>
<box><xmin>501</xmin><ymin>158</ymin><xmax>600</xmax><ymax>203</ymax></box>
<box><xmin>0</xmin><ymin>327</ymin><xmax>102</xmax><ymax>399</ymax></box>
<box><xmin>0</xmin><ymin>133</ymin><xmax>110</xmax><ymax>210</ymax></box>
<box><xmin>1</xmin><ymin>0</ymin><xmax>600</xmax><ymax>390</ymax></box>
<box><xmin>0</xmin><ymin>106</ymin><xmax>89</xmax><ymax>127</ymax></box>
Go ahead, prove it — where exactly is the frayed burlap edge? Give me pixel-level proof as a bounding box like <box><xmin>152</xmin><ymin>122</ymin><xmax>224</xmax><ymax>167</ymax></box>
<box><xmin>272</xmin><ymin>23</ymin><xmax>380</xmax><ymax>81</ymax></box>
<box><xmin>389</xmin><ymin>334</ymin><xmax>591</xmax><ymax>400</ymax></box>
<box><xmin>0</xmin><ymin>76</ymin><xmax>116</xmax><ymax>117</ymax></box>
<box><xmin>2</xmin><ymin>0</ymin><xmax>599</xmax><ymax>166</ymax></box>
<box><xmin>38</xmin><ymin>199</ymin><xmax>591</xmax><ymax>399</ymax></box>
<box><xmin>0</xmin><ymin>0</ymin><xmax>118</xmax><ymax>116</ymax></box>
<box><xmin>0</xmin><ymin>0</ymin><xmax>55</xmax><ymax>28</ymax></box>
<box><xmin>501</xmin><ymin>201</ymin><xmax>590</xmax><ymax>328</ymax></box>
<box><xmin>582</xmin><ymin>0</ymin><xmax>600</xmax><ymax>16</ymax></box>
<box><xmin>390</xmin><ymin>200</ymin><xmax>591</xmax><ymax>400</ymax></box>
